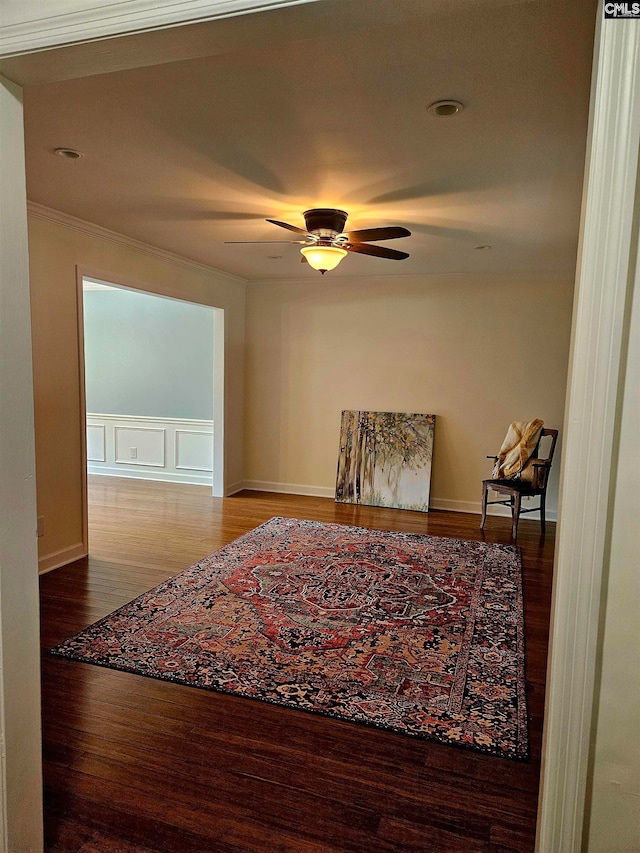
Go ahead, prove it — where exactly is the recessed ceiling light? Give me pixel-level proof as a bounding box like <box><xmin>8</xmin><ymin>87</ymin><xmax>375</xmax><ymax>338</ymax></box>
<box><xmin>427</xmin><ymin>100</ymin><xmax>464</xmax><ymax>117</ymax></box>
<box><xmin>474</xmin><ymin>244</ymin><xmax>492</xmax><ymax>250</ymax></box>
<box><xmin>53</xmin><ymin>147</ymin><xmax>83</xmax><ymax>159</ymax></box>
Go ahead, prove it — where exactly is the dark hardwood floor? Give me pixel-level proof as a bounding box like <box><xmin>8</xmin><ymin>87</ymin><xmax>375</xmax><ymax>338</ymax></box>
<box><xmin>40</xmin><ymin>477</ymin><xmax>555</xmax><ymax>852</ymax></box>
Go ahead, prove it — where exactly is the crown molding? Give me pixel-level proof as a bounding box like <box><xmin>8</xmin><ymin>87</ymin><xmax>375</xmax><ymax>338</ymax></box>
<box><xmin>0</xmin><ymin>0</ymin><xmax>314</xmax><ymax>57</ymax></box>
<box><xmin>27</xmin><ymin>201</ymin><xmax>246</xmax><ymax>285</ymax></box>
<box><xmin>247</xmin><ymin>268</ymin><xmax>577</xmax><ymax>286</ymax></box>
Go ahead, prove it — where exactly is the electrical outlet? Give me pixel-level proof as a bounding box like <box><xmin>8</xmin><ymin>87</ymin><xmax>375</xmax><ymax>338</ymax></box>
<box><xmin>130</xmin><ymin>447</ymin><xmax>138</xmax><ymax>459</ymax></box>
<box><xmin>37</xmin><ymin>516</ymin><xmax>44</xmax><ymax>537</ymax></box>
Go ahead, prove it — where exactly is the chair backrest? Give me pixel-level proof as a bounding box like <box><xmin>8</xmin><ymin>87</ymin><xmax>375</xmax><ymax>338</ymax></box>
<box><xmin>532</xmin><ymin>428</ymin><xmax>558</xmax><ymax>489</ymax></box>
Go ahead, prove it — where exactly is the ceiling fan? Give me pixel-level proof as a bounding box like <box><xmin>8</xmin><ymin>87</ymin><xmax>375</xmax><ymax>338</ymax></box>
<box><xmin>226</xmin><ymin>208</ymin><xmax>411</xmax><ymax>274</ymax></box>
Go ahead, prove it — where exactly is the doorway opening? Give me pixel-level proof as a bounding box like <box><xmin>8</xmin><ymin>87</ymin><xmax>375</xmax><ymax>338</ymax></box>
<box><xmin>78</xmin><ymin>273</ymin><xmax>225</xmax><ymax>551</ymax></box>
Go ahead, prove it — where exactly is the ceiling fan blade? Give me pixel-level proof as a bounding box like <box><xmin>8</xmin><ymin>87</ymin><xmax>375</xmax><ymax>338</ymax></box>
<box><xmin>344</xmin><ymin>226</ymin><xmax>411</xmax><ymax>242</ymax></box>
<box><xmin>266</xmin><ymin>218</ymin><xmax>310</xmax><ymax>236</ymax></box>
<box><xmin>346</xmin><ymin>242</ymin><xmax>409</xmax><ymax>260</ymax></box>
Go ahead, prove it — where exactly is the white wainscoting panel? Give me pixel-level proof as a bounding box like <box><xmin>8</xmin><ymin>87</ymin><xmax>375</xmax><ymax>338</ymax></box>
<box><xmin>115</xmin><ymin>426</ymin><xmax>165</xmax><ymax>467</ymax></box>
<box><xmin>175</xmin><ymin>430</ymin><xmax>213</xmax><ymax>472</ymax></box>
<box><xmin>87</xmin><ymin>414</ymin><xmax>213</xmax><ymax>485</ymax></box>
<box><xmin>86</xmin><ymin>423</ymin><xmax>105</xmax><ymax>462</ymax></box>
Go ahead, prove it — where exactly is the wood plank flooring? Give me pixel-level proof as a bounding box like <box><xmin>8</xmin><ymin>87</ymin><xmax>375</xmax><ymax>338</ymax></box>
<box><xmin>40</xmin><ymin>476</ymin><xmax>555</xmax><ymax>852</ymax></box>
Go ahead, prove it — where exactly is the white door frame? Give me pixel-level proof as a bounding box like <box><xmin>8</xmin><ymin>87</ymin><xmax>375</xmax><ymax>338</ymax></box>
<box><xmin>0</xmin><ymin>76</ymin><xmax>44</xmax><ymax>853</ymax></box>
<box><xmin>536</xmin><ymin>14</ymin><xmax>640</xmax><ymax>852</ymax></box>
<box><xmin>0</xmin><ymin>3</ymin><xmax>637</xmax><ymax>851</ymax></box>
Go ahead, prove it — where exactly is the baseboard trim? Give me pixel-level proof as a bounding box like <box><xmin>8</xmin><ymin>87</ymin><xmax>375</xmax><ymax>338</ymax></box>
<box><xmin>87</xmin><ymin>464</ymin><xmax>212</xmax><ymax>486</ymax></box>
<box><xmin>431</xmin><ymin>497</ymin><xmax>494</xmax><ymax>515</ymax></box>
<box><xmin>225</xmin><ymin>480</ymin><xmax>246</xmax><ymax>496</ymax></box>
<box><xmin>38</xmin><ymin>542</ymin><xmax>87</xmax><ymax>574</ymax></box>
<box><xmin>241</xmin><ymin>480</ymin><xmax>336</xmax><ymax>499</ymax></box>
<box><xmin>430</xmin><ymin>497</ymin><xmax>557</xmax><ymax>522</ymax></box>
<box><xmin>234</xmin><ymin>482</ymin><xmax>557</xmax><ymax>520</ymax></box>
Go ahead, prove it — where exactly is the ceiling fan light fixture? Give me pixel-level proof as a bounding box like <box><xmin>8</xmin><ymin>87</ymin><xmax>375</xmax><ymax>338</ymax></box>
<box><xmin>300</xmin><ymin>245</ymin><xmax>347</xmax><ymax>274</ymax></box>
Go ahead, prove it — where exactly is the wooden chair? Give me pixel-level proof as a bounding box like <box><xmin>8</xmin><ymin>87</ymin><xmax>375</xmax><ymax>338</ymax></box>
<box><xmin>480</xmin><ymin>428</ymin><xmax>558</xmax><ymax>539</ymax></box>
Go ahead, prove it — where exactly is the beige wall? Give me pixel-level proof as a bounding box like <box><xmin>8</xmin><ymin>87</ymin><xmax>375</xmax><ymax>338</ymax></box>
<box><xmin>586</xmin><ymin>248</ymin><xmax>640</xmax><ymax>853</ymax></box>
<box><xmin>28</xmin><ymin>212</ymin><xmax>246</xmax><ymax>567</ymax></box>
<box><xmin>29</xmin><ymin>216</ymin><xmax>575</xmax><ymax>570</ymax></box>
<box><xmin>244</xmin><ymin>271</ymin><xmax>574</xmax><ymax>513</ymax></box>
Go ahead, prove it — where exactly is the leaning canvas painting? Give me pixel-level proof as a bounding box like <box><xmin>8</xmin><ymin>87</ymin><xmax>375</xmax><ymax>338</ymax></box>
<box><xmin>335</xmin><ymin>411</ymin><xmax>435</xmax><ymax>511</ymax></box>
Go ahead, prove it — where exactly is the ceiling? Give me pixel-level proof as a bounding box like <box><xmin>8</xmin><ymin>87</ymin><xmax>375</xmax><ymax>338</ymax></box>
<box><xmin>15</xmin><ymin>0</ymin><xmax>597</xmax><ymax>281</ymax></box>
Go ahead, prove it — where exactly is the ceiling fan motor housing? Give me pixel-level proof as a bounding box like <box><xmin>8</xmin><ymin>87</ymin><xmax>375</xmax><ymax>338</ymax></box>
<box><xmin>303</xmin><ymin>208</ymin><xmax>348</xmax><ymax>238</ymax></box>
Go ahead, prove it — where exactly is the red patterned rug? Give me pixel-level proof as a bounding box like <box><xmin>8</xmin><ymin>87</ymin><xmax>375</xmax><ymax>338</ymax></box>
<box><xmin>50</xmin><ymin>517</ymin><xmax>528</xmax><ymax>758</ymax></box>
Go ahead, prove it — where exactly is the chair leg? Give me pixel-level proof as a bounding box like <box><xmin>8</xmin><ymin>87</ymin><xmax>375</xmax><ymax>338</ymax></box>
<box><xmin>540</xmin><ymin>493</ymin><xmax>547</xmax><ymax>534</ymax></box>
<box><xmin>480</xmin><ymin>483</ymin><xmax>489</xmax><ymax>529</ymax></box>
<box><xmin>512</xmin><ymin>493</ymin><xmax>521</xmax><ymax>540</ymax></box>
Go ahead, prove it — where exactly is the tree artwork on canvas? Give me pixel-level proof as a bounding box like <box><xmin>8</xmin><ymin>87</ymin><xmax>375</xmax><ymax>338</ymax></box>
<box><xmin>335</xmin><ymin>411</ymin><xmax>435</xmax><ymax>512</ymax></box>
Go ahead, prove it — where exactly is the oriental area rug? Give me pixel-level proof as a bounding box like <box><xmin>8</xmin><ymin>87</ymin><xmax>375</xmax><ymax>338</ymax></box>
<box><xmin>50</xmin><ymin>517</ymin><xmax>528</xmax><ymax>759</ymax></box>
